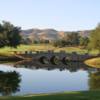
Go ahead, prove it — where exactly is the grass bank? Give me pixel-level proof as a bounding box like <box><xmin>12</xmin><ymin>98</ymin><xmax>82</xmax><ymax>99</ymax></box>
<box><xmin>1</xmin><ymin>91</ymin><xmax>100</xmax><ymax>100</ymax></box>
<box><xmin>0</xmin><ymin>44</ymin><xmax>99</xmax><ymax>56</ymax></box>
<box><xmin>85</xmin><ymin>57</ymin><xmax>100</xmax><ymax>68</ymax></box>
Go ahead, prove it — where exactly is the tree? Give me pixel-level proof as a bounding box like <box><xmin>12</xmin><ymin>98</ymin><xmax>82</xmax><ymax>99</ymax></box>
<box><xmin>52</xmin><ymin>40</ymin><xmax>66</xmax><ymax>47</ymax></box>
<box><xmin>0</xmin><ymin>23</ymin><xmax>6</xmax><ymax>47</ymax></box>
<box><xmin>64</xmin><ymin>32</ymin><xmax>80</xmax><ymax>46</ymax></box>
<box><xmin>2</xmin><ymin>21</ymin><xmax>21</xmax><ymax>48</ymax></box>
<box><xmin>88</xmin><ymin>24</ymin><xmax>100</xmax><ymax>54</ymax></box>
<box><xmin>0</xmin><ymin>21</ymin><xmax>21</xmax><ymax>48</ymax></box>
<box><xmin>0</xmin><ymin>71</ymin><xmax>21</xmax><ymax>96</ymax></box>
<box><xmin>79</xmin><ymin>37</ymin><xmax>89</xmax><ymax>48</ymax></box>
<box><xmin>52</xmin><ymin>32</ymin><xmax>80</xmax><ymax>47</ymax></box>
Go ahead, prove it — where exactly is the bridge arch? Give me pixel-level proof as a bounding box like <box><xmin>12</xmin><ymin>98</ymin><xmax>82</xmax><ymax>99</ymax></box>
<box><xmin>50</xmin><ymin>55</ymin><xmax>61</xmax><ymax>65</ymax></box>
<box><xmin>39</xmin><ymin>56</ymin><xmax>50</xmax><ymax>64</ymax></box>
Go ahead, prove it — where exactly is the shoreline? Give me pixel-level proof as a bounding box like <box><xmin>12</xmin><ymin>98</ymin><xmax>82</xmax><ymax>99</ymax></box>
<box><xmin>0</xmin><ymin>91</ymin><xmax>100</xmax><ymax>100</ymax></box>
<box><xmin>85</xmin><ymin>57</ymin><xmax>100</xmax><ymax>68</ymax></box>
<box><xmin>0</xmin><ymin>56</ymin><xmax>22</xmax><ymax>62</ymax></box>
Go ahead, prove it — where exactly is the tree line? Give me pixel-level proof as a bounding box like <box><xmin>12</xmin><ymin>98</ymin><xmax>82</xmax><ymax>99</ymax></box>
<box><xmin>52</xmin><ymin>32</ymin><xmax>89</xmax><ymax>48</ymax></box>
<box><xmin>52</xmin><ymin>24</ymin><xmax>100</xmax><ymax>53</ymax></box>
<box><xmin>0</xmin><ymin>21</ymin><xmax>100</xmax><ymax>53</ymax></box>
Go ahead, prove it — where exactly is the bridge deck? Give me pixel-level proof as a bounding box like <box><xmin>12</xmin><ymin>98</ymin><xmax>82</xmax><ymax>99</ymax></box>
<box><xmin>14</xmin><ymin>51</ymin><xmax>100</xmax><ymax>62</ymax></box>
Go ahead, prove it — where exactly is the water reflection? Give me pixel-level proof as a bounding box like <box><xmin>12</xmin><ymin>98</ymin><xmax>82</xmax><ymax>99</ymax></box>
<box><xmin>0</xmin><ymin>71</ymin><xmax>21</xmax><ymax>96</ymax></box>
<box><xmin>0</xmin><ymin>60</ymin><xmax>100</xmax><ymax>95</ymax></box>
<box><xmin>89</xmin><ymin>69</ymin><xmax>100</xmax><ymax>90</ymax></box>
<box><xmin>13</xmin><ymin>60</ymin><xmax>90</xmax><ymax>72</ymax></box>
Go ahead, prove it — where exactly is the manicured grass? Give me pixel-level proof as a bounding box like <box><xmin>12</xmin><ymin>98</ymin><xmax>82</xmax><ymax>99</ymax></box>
<box><xmin>1</xmin><ymin>91</ymin><xmax>100</xmax><ymax>100</ymax></box>
<box><xmin>0</xmin><ymin>44</ymin><xmax>99</xmax><ymax>56</ymax></box>
<box><xmin>0</xmin><ymin>44</ymin><xmax>55</xmax><ymax>56</ymax></box>
<box><xmin>85</xmin><ymin>57</ymin><xmax>100</xmax><ymax>68</ymax></box>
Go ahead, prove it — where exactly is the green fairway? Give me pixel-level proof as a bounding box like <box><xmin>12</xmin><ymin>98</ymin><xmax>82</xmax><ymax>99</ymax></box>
<box><xmin>1</xmin><ymin>91</ymin><xmax>100</xmax><ymax>100</ymax></box>
<box><xmin>0</xmin><ymin>44</ymin><xmax>99</xmax><ymax>56</ymax></box>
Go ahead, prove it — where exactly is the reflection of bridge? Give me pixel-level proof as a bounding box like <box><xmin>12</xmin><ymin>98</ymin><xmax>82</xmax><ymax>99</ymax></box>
<box><xmin>14</xmin><ymin>60</ymin><xmax>90</xmax><ymax>72</ymax></box>
<box><xmin>14</xmin><ymin>51</ymin><xmax>100</xmax><ymax>64</ymax></box>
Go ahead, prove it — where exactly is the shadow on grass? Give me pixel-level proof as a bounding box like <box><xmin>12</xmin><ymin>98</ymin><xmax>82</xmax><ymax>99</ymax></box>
<box><xmin>1</xmin><ymin>91</ymin><xmax>100</xmax><ymax>100</ymax></box>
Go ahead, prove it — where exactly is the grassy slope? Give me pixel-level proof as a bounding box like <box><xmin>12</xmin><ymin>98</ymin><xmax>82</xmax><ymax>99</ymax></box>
<box><xmin>85</xmin><ymin>57</ymin><xmax>100</xmax><ymax>68</ymax></box>
<box><xmin>0</xmin><ymin>44</ymin><xmax>99</xmax><ymax>56</ymax></box>
<box><xmin>1</xmin><ymin>91</ymin><xmax>100</xmax><ymax>100</ymax></box>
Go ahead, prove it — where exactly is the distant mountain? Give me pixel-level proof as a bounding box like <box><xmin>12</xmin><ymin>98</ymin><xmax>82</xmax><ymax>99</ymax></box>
<box><xmin>21</xmin><ymin>28</ymin><xmax>91</xmax><ymax>43</ymax></box>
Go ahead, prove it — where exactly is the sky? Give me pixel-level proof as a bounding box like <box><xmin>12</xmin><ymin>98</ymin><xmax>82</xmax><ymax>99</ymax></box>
<box><xmin>0</xmin><ymin>0</ymin><xmax>100</xmax><ymax>31</ymax></box>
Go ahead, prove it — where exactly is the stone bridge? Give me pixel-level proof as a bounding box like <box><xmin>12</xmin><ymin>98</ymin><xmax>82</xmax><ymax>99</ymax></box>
<box><xmin>14</xmin><ymin>51</ymin><xmax>100</xmax><ymax>65</ymax></box>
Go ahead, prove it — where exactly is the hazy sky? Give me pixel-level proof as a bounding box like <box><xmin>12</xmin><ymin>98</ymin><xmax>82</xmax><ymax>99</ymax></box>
<box><xmin>0</xmin><ymin>0</ymin><xmax>100</xmax><ymax>31</ymax></box>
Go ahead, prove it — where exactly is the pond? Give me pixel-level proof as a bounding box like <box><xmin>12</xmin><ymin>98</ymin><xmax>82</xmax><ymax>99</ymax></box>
<box><xmin>0</xmin><ymin>60</ymin><xmax>99</xmax><ymax>96</ymax></box>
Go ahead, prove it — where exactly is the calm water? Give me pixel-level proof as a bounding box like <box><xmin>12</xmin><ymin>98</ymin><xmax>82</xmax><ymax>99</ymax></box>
<box><xmin>0</xmin><ymin>60</ymin><xmax>99</xmax><ymax>96</ymax></box>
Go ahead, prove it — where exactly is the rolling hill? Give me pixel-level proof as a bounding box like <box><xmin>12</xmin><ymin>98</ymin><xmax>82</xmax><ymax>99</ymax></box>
<box><xmin>21</xmin><ymin>28</ymin><xmax>91</xmax><ymax>44</ymax></box>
